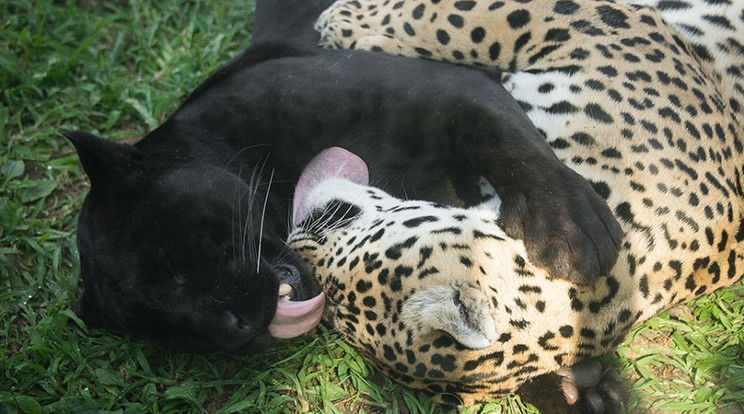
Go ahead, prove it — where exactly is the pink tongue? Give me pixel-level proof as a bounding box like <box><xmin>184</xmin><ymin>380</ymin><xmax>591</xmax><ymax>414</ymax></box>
<box><xmin>292</xmin><ymin>147</ymin><xmax>369</xmax><ymax>226</ymax></box>
<box><xmin>272</xmin><ymin>147</ymin><xmax>368</xmax><ymax>339</ymax></box>
<box><xmin>268</xmin><ymin>292</ymin><xmax>326</xmax><ymax>339</ymax></box>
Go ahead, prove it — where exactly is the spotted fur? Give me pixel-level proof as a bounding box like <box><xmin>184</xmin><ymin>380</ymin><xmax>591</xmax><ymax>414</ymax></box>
<box><xmin>289</xmin><ymin>0</ymin><xmax>744</xmax><ymax>405</ymax></box>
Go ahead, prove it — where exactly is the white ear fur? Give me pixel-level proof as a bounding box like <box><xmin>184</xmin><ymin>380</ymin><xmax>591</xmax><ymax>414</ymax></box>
<box><xmin>402</xmin><ymin>284</ymin><xmax>496</xmax><ymax>349</ymax></box>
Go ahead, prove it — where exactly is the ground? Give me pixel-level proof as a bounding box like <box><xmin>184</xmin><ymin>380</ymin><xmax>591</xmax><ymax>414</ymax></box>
<box><xmin>0</xmin><ymin>0</ymin><xmax>742</xmax><ymax>412</ymax></box>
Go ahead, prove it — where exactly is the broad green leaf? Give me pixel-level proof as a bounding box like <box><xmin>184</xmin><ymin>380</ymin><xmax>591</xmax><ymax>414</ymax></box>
<box><xmin>10</xmin><ymin>395</ymin><xmax>41</xmax><ymax>414</ymax></box>
<box><xmin>1</xmin><ymin>160</ymin><xmax>24</xmax><ymax>180</ymax></box>
<box><xmin>94</xmin><ymin>368</ymin><xmax>123</xmax><ymax>386</ymax></box>
<box><xmin>163</xmin><ymin>385</ymin><xmax>196</xmax><ymax>401</ymax></box>
<box><xmin>19</xmin><ymin>179</ymin><xmax>57</xmax><ymax>203</ymax></box>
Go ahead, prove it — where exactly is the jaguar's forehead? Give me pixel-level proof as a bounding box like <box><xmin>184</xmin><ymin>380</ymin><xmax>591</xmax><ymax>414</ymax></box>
<box><xmin>287</xmin><ymin>175</ymin><xmax>540</xmax><ymax>315</ymax></box>
<box><xmin>291</xmin><ymin>177</ymin><xmax>505</xmax><ymax>243</ymax></box>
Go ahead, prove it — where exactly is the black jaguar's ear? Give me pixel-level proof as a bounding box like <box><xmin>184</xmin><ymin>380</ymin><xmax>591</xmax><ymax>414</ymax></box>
<box><xmin>402</xmin><ymin>284</ymin><xmax>497</xmax><ymax>349</ymax></box>
<box><xmin>63</xmin><ymin>130</ymin><xmax>143</xmax><ymax>191</ymax></box>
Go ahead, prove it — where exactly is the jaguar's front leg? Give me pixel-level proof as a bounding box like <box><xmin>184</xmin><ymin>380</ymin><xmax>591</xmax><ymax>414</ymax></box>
<box><xmin>444</xmin><ymin>98</ymin><xmax>623</xmax><ymax>284</ymax></box>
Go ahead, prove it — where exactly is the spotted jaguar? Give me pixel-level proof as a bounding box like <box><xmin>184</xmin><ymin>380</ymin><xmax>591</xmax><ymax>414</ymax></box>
<box><xmin>288</xmin><ymin>0</ymin><xmax>744</xmax><ymax>408</ymax></box>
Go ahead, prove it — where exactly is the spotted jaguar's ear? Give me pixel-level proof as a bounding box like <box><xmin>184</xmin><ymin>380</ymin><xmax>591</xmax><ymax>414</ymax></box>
<box><xmin>63</xmin><ymin>130</ymin><xmax>143</xmax><ymax>193</ymax></box>
<box><xmin>402</xmin><ymin>284</ymin><xmax>496</xmax><ymax>349</ymax></box>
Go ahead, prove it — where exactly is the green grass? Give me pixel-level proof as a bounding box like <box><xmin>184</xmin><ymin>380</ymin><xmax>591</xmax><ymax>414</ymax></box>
<box><xmin>1</xmin><ymin>0</ymin><xmax>742</xmax><ymax>413</ymax></box>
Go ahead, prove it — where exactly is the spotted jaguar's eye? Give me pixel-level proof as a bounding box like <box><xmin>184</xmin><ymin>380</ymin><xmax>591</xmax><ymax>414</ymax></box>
<box><xmin>303</xmin><ymin>199</ymin><xmax>361</xmax><ymax>230</ymax></box>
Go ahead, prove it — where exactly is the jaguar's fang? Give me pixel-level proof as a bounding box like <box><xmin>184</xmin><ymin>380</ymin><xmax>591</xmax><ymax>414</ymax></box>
<box><xmin>278</xmin><ymin>283</ymin><xmax>293</xmax><ymax>298</ymax></box>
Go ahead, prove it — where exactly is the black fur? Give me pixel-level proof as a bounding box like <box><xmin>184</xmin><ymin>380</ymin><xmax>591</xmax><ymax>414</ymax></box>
<box><xmin>67</xmin><ymin>0</ymin><xmax>621</xmax><ymax>353</ymax></box>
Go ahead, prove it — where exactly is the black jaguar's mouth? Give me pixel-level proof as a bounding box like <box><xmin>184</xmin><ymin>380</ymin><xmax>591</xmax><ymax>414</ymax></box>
<box><xmin>273</xmin><ymin>264</ymin><xmax>306</xmax><ymax>301</ymax></box>
<box><xmin>268</xmin><ymin>263</ymin><xmax>324</xmax><ymax>339</ymax></box>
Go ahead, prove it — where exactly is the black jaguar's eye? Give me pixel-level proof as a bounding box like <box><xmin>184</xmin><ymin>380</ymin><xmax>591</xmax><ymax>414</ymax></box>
<box><xmin>230</xmin><ymin>311</ymin><xmax>252</xmax><ymax>331</ymax></box>
<box><xmin>304</xmin><ymin>199</ymin><xmax>361</xmax><ymax>229</ymax></box>
<box><xmin>158</xmin><ymin>248</ymin><xmax>187</xmax><ymax>285</ymax></box>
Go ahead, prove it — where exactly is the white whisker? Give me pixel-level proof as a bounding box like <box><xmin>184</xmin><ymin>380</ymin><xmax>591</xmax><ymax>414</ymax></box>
<box><xmin>256</xmin><ymin>168</ymin><xmax>275</xmax><ymax>273</ymax></box>
<box><xmin>242</xmin><ymin>157</ymin><xmax>267</xmax><ymax>265</ymax></box>
<box><xmin>301</xmin><ymin>201</ymin><xmax>360</xmax><ymax>242</ymax></box>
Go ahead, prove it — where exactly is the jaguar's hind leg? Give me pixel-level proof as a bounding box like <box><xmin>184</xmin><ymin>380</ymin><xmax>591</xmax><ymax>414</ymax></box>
<box><xmin>516</xmin><ymin>358</ymin><xmax>629</xmax><ymax>414</ymax></box>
